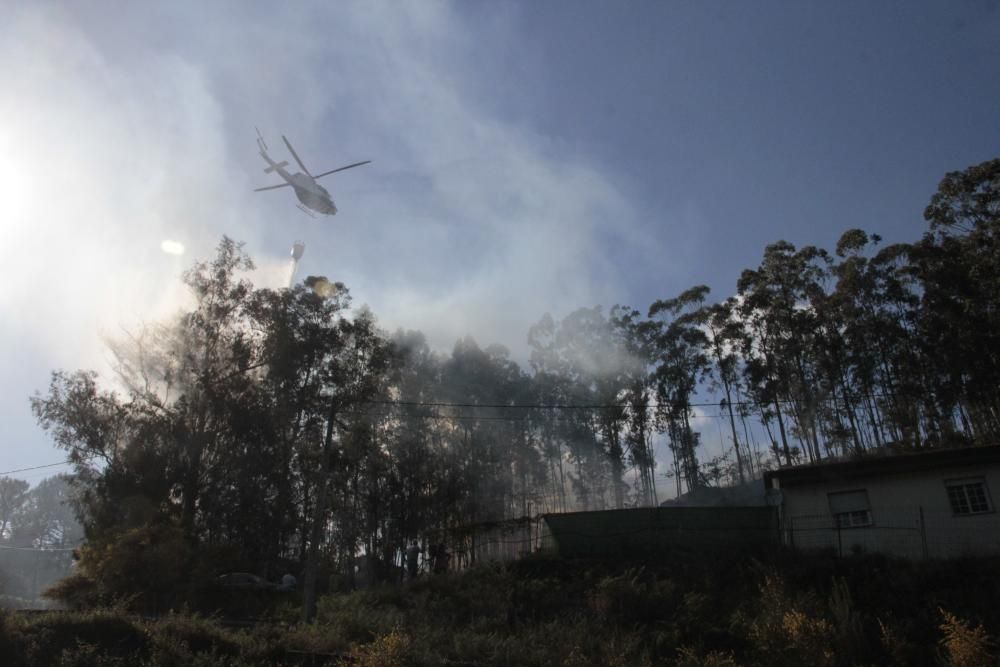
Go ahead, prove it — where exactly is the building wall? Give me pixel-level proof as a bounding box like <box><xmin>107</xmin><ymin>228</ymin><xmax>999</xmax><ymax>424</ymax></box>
<box><xmin>778</xmin><ymin>462</ymin><xmax>1000</xmax><ymax>559</ymax></box>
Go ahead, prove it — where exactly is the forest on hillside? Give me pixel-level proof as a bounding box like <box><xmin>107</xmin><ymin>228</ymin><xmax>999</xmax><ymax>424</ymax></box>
<box><xmin>0</xmin><ymin>475</ymin><xmax>81</xmax><ymax>602</ymax></box>
<box><xmin>17</xmin><ymin>157</ymin><xmax>1000</xmax><ymax>615</ymax></box>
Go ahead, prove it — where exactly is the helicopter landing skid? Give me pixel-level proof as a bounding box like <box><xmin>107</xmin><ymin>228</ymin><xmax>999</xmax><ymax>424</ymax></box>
<box><xmin>295</xmin><ymin>204</ymin><xmax>317</xmax><ymax>218</ymax></box>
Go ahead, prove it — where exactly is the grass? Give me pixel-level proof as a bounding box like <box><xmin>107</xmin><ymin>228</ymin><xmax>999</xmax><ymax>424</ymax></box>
<box><xmin>2</xmin><ymin>550</ymin><xmax>1000</xmax><ymax>665</ymax></box>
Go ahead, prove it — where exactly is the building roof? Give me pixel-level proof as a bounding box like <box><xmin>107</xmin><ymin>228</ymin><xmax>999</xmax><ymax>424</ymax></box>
<box><xmin>659</xmin><ymin>479</ymin><xmax>766</xmax><ymax>507</ymax></box>
<box><xmin>763</xmin><ymin>445</ymin><xmax>1000</xmax><ymax>489</ymax></box>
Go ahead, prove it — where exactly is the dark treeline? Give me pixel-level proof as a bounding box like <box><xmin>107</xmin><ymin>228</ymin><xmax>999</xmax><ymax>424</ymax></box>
<box><xmin>0</xmin><ymin>475</ymin><xmax>80</xmax><ymax>550</ymax></box>
<box><xmin>26</xmin><ymin>158</ymin><xmax>1000</xmax><ymax>614</ymax></box>
<box><xmin>0</xmin><ymin>474</ymin><xmax>81</xmax><ymax>602</ymax></box>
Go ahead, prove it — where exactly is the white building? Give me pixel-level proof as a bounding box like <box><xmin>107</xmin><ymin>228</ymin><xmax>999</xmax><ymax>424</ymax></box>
<box><xmin>764</xmin><ymin>445</ymin><xmax>1000</xmax><ymax>559</ymax></box>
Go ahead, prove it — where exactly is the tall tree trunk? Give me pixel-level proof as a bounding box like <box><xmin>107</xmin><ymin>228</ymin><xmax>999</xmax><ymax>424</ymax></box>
<box><xmin>682</xmin><ymin>409</ymin><xmax>700</xmax><ymax>490</ymax></box>
<box><xmin>772</xmin><ymin>398</ymin><xmax>793</xmax><ymax>466</ymax></box>
<box><xmin>863</xmin><ymin>390</ymin><xmax>885</xmax><ymax>449</ymax></box>
<box><xmin>668</xmin><ymin>420</ymin><xmax>682</xmax><ymax>498</ymax></box>
<box><xmin>837</xmin><ymin>380</ymin><xmax>864</xmax><ymax>455</ymax></box>
<box><xmin>302</xmin><ymin>398</ymin><xmax>338</xmax><ymax>623</ymax></box>
<box><xmin>556</xmin><ymin>441</ymin><xmax>567</xmax><ymax>512</ymax></box>
<box><xmin>722</xmin><ymin>394</ymin><xmax>746</xmax><ymax>484</ymax></box>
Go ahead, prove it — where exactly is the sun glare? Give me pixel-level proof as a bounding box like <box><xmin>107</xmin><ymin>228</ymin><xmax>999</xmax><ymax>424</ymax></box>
<box><xmin>0</xmin><ymin>147</ymin><xmax>28</xmax><ymax>225</ymax></box>
<box><xmin>161</xmin><ymin>240</ymin><xmax>186</xmax><ymax>255</ymax></box>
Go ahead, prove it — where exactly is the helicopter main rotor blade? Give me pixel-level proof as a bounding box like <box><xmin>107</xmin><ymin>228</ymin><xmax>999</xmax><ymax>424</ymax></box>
<box><xmin>313</xmin><ymin>160</ymin><xmax>372</xmax><ymax>179</ymax></box>
<box><xmin>282</xmin><ymin>135</ymin><xmax>312</xmax><ymax>177</ymax></box>
<box><xmin>253</xmin><ymin>182</ymin><xmax>293</xmax><ymax>192</ymax></box>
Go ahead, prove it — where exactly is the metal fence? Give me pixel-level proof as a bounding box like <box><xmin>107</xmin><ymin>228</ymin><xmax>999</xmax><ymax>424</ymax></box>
<box><xmin>542</xmin><ymin>506</ymin><xmax>780</xmax><ymax>558</ymax></box>
<box><xmin>442</xmin><ymin>507</ymin><xmax>782</xmax><ymax>566</ymax></box>
<box><xmin>785</xmin><ymin>507</ymin><xmax>1000</xmax><ymax>560</ymax></box>
<box><xmin>446</xmin><ymin>517</ymin><xmax>542</xmax><ymax>569</ymax></box>
<box><xmin>441</xmin><ymin>505</ymin><xmax>1000</xmax><ymax>566</ymax></box>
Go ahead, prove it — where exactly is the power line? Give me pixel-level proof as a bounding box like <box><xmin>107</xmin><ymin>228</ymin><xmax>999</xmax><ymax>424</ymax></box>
<box><xmin>347</xmin><ymin>409</ymin><xmax>729</xmax><ymax>423</ymax></box>
<box><xmin>0</xmin><ymin>461</ymin><xmax>73</xmax><ymax>477</ymax></box>
<box><xmin>0</xmin><ymin>543</ymin><xmax>79</xmax><ymax>552</ymax></box>
<box><xmin>363</xmin><ymin>394</ymin><xmax>891</xmax><ymax>411</ymax></box>
<box><xmin>8</xmin><ymin>393</ymin><xmax>893</xmax><ymax>473</ymax></box>
<box><xmin>368</xmin><ymin>399</ymin><xmax>705</xmax><ymax>410</ymax></box>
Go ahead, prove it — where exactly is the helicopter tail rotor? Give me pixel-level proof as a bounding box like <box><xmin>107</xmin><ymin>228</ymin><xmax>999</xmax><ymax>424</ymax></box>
<box><xmin>255</xmin><ymin>126</ymin><xmax>269</xmax><ymax>153</ymax></box>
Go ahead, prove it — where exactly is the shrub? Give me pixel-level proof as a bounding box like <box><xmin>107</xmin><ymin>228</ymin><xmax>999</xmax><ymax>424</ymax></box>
<box><xmin>0</xmin><ymin>610</ymin><xmax>27</xmax><ymax>667</ymax></box>
<box><xmin>43</xmin><ymin>572</ymin><xmax>102</xmax><ymax>610</ymax></box>
<box><xmin>586</xmin><ymin>567</ymin><xmax>675</xmax><ymax>628</ymax></box>
<box><xmin>780</xmin><ymin>609</ymin><xmax>834</xmax><ymax>666</ymax></box>
<box><xmin>349</xmin><ymin>628</ymin><xmax>412</xmax><ymax>667</ymax></box>
<box><xmin>740</xmin><ymin>574</ymin><xmax>834</xmax><ymax>666</ymax></box>
<box><xmin>939</xmin><ymin>608</ymin><xmax>995</xmax><ymax>667</ymax></box>
<box><xmin>674</xmin><ymin>645</ymin><xmax>739</xmax><ymax>667</ymax></box>
<box><xmin>878</xmin><ymin>616</ymin><xmax>918</xmax><ymax>667</ymax></box>
<box><xmin>46</xmin><ymin>521</ymin><xmax>193</xmax><ymax>613</ymax></box>
<box><xmin>149</xmin><ymin>615</ymin><xmax>241</xmax><ymax>658</ymax></box>
<box><xmin>20</xmin><ymin>610</ymin><xmax>148</xmax><ymax>666</ymax></box>
<box><xmin>560</xmin><ymin>629</ymin><xmax>651</xmax><ymax>667</ymax></box>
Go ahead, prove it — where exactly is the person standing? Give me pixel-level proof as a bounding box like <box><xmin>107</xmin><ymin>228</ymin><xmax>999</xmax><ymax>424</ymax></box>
<box><xmin>432</xmin><ymin>542</ymin><xmax>450</xmax><ymax>574</ymax></box>
<box><xmin>406</xmin><ymin>540</ymin><xmax>420</xmax><ymax>580</ymax></box>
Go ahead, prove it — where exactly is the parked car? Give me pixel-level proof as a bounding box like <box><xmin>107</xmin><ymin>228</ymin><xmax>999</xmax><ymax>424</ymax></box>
<box><xmin>214</xmin><ymin>572</ymin><xmax>275</xmax><ymax>591</ymax></box>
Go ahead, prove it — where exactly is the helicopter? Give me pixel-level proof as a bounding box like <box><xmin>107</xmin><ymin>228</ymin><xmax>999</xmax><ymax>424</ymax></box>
<box><xmin>253</xmin><ymin>129</ymin><xmax>370</xmax><ymax>217</ymax></box>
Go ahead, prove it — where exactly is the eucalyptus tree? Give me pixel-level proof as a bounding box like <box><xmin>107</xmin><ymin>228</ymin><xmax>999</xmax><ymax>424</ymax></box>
<box><xmin>912</xmin><ymin>158</ymin><xmax>1000</xmax><ymax>442</ymax></box>
<box><xmin>0</xmin><ymin>477</ymin><xmax>29</xmax><ymax>542</ymax></box>
<box><xmin>244</xmin><ymin>279</ymin><xmax>343</xmax><ymax>566</ymax></box>
<box><xmin>439</xmin><ymin>337</ymin><xmax>522</xmax><ymax>523</ymax></box>
<box><xmin>372</xmin><ymin>330</ymin><xmax>444</xmax><ymax>563</ymax></box>
<box><xmin>164</xmin><ymin>238</ymin><xmax>264</xmax><ymax>539</ymax></box>
<box><xmin>736</xmin><ymin>242</ymin><xmax>831</xmax><ymax>464</ymax></box>
<box><xmin>30</xmin><ymin>238</ymin><xmax>275</xmax><ymax>609</ymax></box>
<box><xmin>699</xmin><ymin>298</ymin><xmax>751</xmax><ymax>482</ymax></box>
<box><xmin>812</xmin><ymin>231</ymin><xmax>875</xmax><ymax>455</ymax></box>
<box><xmin>300</xmin><ymin>302</ymin><xmax>394</xmax><ymax>620</ymax></box>
<box><xmin>31</xmin><ymin>369</ymin><xmax>173</xmax><ymax>544</ymax></box>
<box><xmin>527</xmin><ymin>307</ymin><xmax>635</xmax><ymax>509</ymax></box>
<box><xmin>647</xmin><ymin>286</ymin><xmax>713</xmax><ymax>492</ymax></box>
<box><xmin>10</xmin><ymin>475</ymin><xmax>83</xmax><ymax>548</ymax></box>
<box><xmin>248</xmin><ymin>274</ymin><xmax>381</xmax><ymax>615</ymax></box>
<box><xmin>609</xmin><ymin>305</ymin><xmax>658</xmax><ymax>506</ymax></box>
<box><xmin>822</xmin><ymin>229</ymin><xmax>927</xmax><ymax>453</ymax></box>
<box><xmin>526</xmin><ymin>313</ymin><xmax>574</xmax><ymax>512</ymax></box>
<box><xmin>868</xmin><ymin>243</ymin><xmax>927</xmax><ymax>443</ymax></box>
<box><xmin>528</xmin><ymin>311</ymin><xmax>594</xmax><ymax>508</ymax></box>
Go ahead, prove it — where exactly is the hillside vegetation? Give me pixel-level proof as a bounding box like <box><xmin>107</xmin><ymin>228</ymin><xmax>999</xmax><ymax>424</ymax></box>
<box><xmin>3</xmin><ymin>551</ymin><xmax>1000</xmax><ymax>666</ymax></box>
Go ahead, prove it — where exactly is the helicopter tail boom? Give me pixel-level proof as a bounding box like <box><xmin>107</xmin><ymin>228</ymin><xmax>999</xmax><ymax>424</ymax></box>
<box><xmin>263</xmin><ymin>160</ymin><xmax>289</xmax><ymax>174</ymax></box>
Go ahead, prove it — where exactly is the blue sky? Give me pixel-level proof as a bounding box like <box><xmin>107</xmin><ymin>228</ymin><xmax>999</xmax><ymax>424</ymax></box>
<box><xmin>1</xmin><ymin>1</ymin><xmax>998</xmax><ymax>482</ymax></box>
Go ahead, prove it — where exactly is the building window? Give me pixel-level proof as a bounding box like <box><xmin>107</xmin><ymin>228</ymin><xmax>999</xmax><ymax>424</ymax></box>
<box><xmin>946</xmin><ymin>479</ymin><xmax>992</xmax><ymax>515</ymax></box>
<box><xmin>828</xmin><ymin>490</ymin><xmax>872</xmax><ymax>528</ymax></box>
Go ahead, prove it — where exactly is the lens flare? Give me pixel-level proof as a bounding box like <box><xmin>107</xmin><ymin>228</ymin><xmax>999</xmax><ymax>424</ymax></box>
<box><xmin>161</xmin><ymin>240</ymin><xmax>185</xmax><ymax>255</ymax></box>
